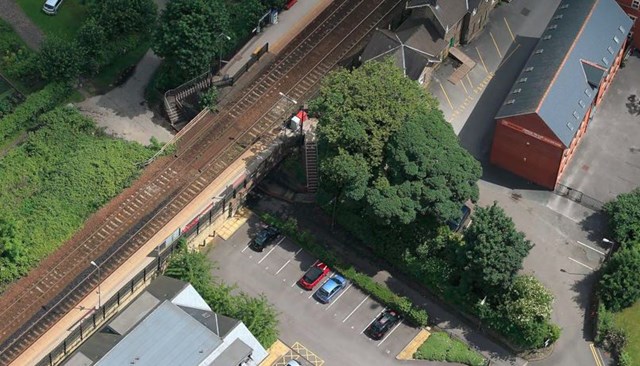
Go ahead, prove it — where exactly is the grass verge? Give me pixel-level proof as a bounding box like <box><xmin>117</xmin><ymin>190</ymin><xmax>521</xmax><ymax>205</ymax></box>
<box><xmin>15</xmin><ymin>0</ymin><xmax>87</xmax><ymax>40</ymax></box>
<box><xmin>414</xmin><ymin>332</ymin><xmax>487</xmax><ymax>366</ymax></box>
<box><xmin>613</xmin><ymin>301</ymin><xmax>640</xmax><ymax>363</ymax></box>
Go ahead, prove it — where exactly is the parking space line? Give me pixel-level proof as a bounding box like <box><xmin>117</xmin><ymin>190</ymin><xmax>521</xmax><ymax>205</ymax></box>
<box><xmin>343</xmin><ymin>295</ymin><xmax>369</xmax><ymax>322</ymax></box>
<box><xmin>241</xmin><ymin>244</ymin><xmax>250</xmax><ymax>253</ymax></box>
<box><xmin>466</xmin><ymin>74</ymin><xmax>473</xmax><ymax>88</ymax></box>
<box><xmin>568</xmin><ymin>257</ymin><xmax>594</xmax><ymax>270</ymax></box>
<box><xmin>504</xmin><ymin>17</ymin><xmax>515</xmax><ymax>41</ymax></box>
<box><xmin>476</xmin><ymin>47</ymin><xmax>489</xmax><ymax>73</ymax></box>
<box><xmin>460</xmin><ymin>79</ymin><xmax>468</xmax><ymax>94</ymax></box>
<box><xmin>361</xmin><ymin>308</ymin><xmax>386</xmax><ymax>334</ymax></box>
<box><xmin>438</xmin><ymin>82</ymin><xmax>454</xmax><ymax>110</ymax></box>
<box><xmin>577</xmin><ymin>241</ymin><xmax>605</xmax><ymax>255</ymax></box>
<box><xmin>275</xmin><ymin>248</ymin><xmax>303</xmax><ymax>275</ymax></box>
<box><xmin>489</xmin><ymin>31</ymin><xmax>503</xmax><ymax>58</ymax></box>
<box><xmin>257</xmin><ymin>237</ymin><xmax>285</xmax><ymax>264</ymax></box>
<box><xmin>326</xmin><ymin>284</ymin><xmax>352</xmax><ymax>310</ymax></box>
<box><xmin>377</xmin><ymin>320</ymin><xmax>403</xmax><ymax>347</ymax></box>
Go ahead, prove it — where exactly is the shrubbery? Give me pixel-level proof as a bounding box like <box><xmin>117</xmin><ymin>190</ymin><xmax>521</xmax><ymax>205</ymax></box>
<box><xmin>414</xmin><ymin>332</ymin><xmax>487</xmax><ymax>366</ymax></box>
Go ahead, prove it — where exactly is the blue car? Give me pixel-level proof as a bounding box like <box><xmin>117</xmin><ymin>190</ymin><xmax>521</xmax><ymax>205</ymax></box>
<box><xmin>314</xmin><ymin>274</ymin><xmax>347</xmax><ymax>303</ymax></box>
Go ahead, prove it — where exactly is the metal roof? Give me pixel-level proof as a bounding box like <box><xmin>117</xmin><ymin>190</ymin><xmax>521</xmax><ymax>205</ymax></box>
<box><xmin>210</xmin><ymin>339</ymin><xmax>252</xmax><ymax>366</ymax></box>
<box><xmin>495</xmin><ymin>0</ymin><xmax>632</xmax><ymax>147</ymax></box>
<box><xmin>96</xmin><ymin>301</ymin><xmax>223</xmax><ymax>366</ymax></box>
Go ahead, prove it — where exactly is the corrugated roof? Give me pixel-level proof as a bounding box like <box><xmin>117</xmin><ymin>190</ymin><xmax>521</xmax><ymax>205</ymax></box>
<box><xmin>96</xmin><ymin>301</ymin><xmax>223</xmax><ymax>366</ymax></box>
<box><xmin>495</xmin><ymin>0</ymin><xmax>632</xmax><ymax>147</ymax></box>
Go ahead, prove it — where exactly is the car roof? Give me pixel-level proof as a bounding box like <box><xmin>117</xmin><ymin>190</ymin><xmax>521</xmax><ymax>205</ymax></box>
<box><xmin>44</xmin><ymin>0</ymin><xmax>58</xmax><ymax>5</ymax></box>
<box><xmin>322</xmin><ymin>275</ymin><xmax>345</xmax><ymax>291</ymax></box>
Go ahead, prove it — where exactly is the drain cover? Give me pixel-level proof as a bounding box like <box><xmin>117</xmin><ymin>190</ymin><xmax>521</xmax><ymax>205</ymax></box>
<box><xmin>521</xmin><ymin>7</ymin><xmax>530</xmax><ymax>16</ymax></box>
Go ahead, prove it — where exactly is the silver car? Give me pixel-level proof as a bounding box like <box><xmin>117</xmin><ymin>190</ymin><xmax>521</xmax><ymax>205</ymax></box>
<box><xmin>42</xmin><ymin>0</ymin><xmax>63</xmax><ymax>15</ymax></box>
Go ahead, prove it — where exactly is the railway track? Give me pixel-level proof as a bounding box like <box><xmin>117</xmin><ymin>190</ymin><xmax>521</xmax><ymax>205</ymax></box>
<box><xmin>0</xmin><ymin>0</ymin><xmax>404</xmax><ymax>363</ymax></box>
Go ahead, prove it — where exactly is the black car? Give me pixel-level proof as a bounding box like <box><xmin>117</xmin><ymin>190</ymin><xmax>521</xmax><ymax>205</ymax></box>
<box><xmin>365</xmin><ymin>309</ymin><xmax>403</xmax><ymax>340</ymax></box>
<box><xmin>250</xmin><ymin>226</ymin><xmax>280</xmax><ymax>251</ymax></box>
<box><xmin>447</xmin><ymin>205</ymin><xmax>472</xmax><ymax>232</ymax></box>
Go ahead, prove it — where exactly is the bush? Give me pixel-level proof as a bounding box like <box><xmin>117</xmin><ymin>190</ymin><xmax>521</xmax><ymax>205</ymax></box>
<box><xmin>603</xmin><ymin>188</ymin><xmax>640</xmax><ymax>245</ymax></box>
<box><xmin>414</xmin><ymin>332</ymin><xmax>487</xmax><ymax>366</ymax></box>
<box><xmin>599</xmin><ymin>246</ymin><xmax>640</xmax><ymax>312</ymax></box>
<box><xmin>0</xmin><ymin>83</ymin><xmax>70</xmax><ymax>146</ymax></box>
<box><xmin>619</xmin><ymin>351</ymin><xmax>633</xmax><ymax>366</ymax></box>
<box><xmin>261</xmin><ymin>213</ymin><xmax>429</xmax><ymax>327</ymax></box>
<box><xmin>38</xmin><ymin>38</ymin><xmax>82</xmax><ymax>82</ymax></box>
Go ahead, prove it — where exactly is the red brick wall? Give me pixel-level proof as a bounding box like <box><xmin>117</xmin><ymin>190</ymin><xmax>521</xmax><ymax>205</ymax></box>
<box><xmin>617</xmin><ymin>0</ymin><xmax>640</xmax><ymax>49</ymax></box>
<box><xmin>490</xmin><ymin>115</ymin><xmax>564</xmax><ymax>189</ymax></box>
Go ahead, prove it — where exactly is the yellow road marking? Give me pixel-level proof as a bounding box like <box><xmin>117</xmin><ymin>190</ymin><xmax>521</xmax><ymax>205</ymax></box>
<box><xmin>589</xmin><ymin>343</ymin><xmax>603</xmax><ymax>366</ymax></box>
<box><xmin>466</xmin><ymin>74</ymin><xmax>473</xmax><ymax>88</ymax></box>
<box><xmin>397</xmin><ymin>329</ymin><xmax>431</xmax><ymax>360</ymax></box>
<box><xmin>476</xmin><ymin>47</ymin><xmax>489</xmax><ymax>74</ymax></box>
<box><xmin>439</xmin><ymin>82</ymin><xmax>454</xmax><ymax>110</ymax></box>
<box><xmin>460</xmin><ymin>79</ymin><xmax>468</xmax><ymax>94</ymax></box>
<box><xmin>489</xmin><ymin>32</ymin><xmax>503</xmax><ymax>58</ymax></box>
<box><xmin>504</xmin><ymin>17</ymin><xmax>515</xmax><ymax>41</ymax></box>
<box><xmin>292</xmin><ymin>342</ymin><xmax>324</xmax><ymax>366</ymax></box>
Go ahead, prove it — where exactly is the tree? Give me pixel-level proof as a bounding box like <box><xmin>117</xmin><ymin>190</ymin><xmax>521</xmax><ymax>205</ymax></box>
<box><xmin>91</xmin><ymin>0</ymin><xmax>157</xmax><ymax>38</ymax></box>
<box><xmin>228</xmin><ymin>0</ymin><xmax>269</xmax><ymax>39</ymax></box>
<box><xmin>38</xmin><ymin>37</ymin><xmax>81</xmax><ymax>82</ymax></box>
<box><xmin>460</xmin><ymin>203</ymin><xmax>533</xmax><ymax>298</ymax></box>
<box><xmin>76</xmin><ymin>18</ymin><xmax>108</xmax><ymax>76</ymax></box>
<box><xmin>603</xmin><ymin>187</ymin><xmax>640</xmax><ymax>245</ymax></box>
<box><xmin>599</xmin><ymin>245</ymin><xmax>640</xmax><ymax>311</ymax></box>
<box><xmin>154</xmin><ymin>0</ymin><xmax>231</xmax><ymax>81</ymax></box>
<box><xmin>199</xmin><ymin>87</ymin><xmax>219</xmax><ymax>112</ymax></box>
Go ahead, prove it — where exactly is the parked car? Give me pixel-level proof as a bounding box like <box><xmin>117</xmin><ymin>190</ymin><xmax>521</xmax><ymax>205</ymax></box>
<box><xmin>314</xmin><ymin>274</ymin><xmax>346</xmax><ymax>303</ymax></box>
<box><xmin>285</xmin><ymin>360</ymin><xmax>301</xmax><ymax>366</ymax></box>
<box><xmin>365</xmin><ymin>309</ymin><xmax>403</xmax><ymax>340</ymax></box>
<box><xmin>297</xmin><ymin>261</ymin><xmax>330</xmax><ymax>290</ymax></box>
<box><xmin>42</xmin><ymin>0</ymin><xmax>63</xmax><ymax>14</ymax></box>
<box><xmin>447</xmin><ymin>205</ymin><xmax>472</xmax><ymax>232</ymax></box>
<box><xmin>249</xmin><ymin>225</ymin><xmax>280</xmax><ymax>252</ymax></box>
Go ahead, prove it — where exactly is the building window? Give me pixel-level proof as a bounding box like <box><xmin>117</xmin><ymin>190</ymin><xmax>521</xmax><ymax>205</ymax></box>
<box><xmin>607</xmin><ymin>46</ymin><xmax>614</xmax><ymax>54</ymax></box>
<box><xmin>518</xmin><ymin>77</ymin><xmax>528</xmax><ymax>83</ymax></box>
<box><xmin>547</xmin><ymin>24</ymin><xmax>558</xmax><ymax>30</ymax></box>
<box><xmin>524</xmin><ymin>66</ymin><xmax>534</xmax><ymax>72</ymax></box>
<box><xmin>618</xmin><ymin>25</ymin><xmax>625</xmax><ymax>33</ymax></box>
<box><xmin>632</xmin><ymin>0</ymin><xmax>639</xmax><ymax>10</ymax></box>
<box><xmin>512</xmin><ymin>88</ymin><xmax>522</xmax><ymax>94</ymax></box>
<box><xmin>560</xmin><ymin>3</ymin><xmax>569</xmax><ymax>9</ymax></box>
<box><xmin>566</xmin><ymin>122</ymin><xmax>575</xmax><ymax>131</ymax></box>
<box><xmin>572</xmin><ymin>111</ymin><xmax>580</xmax><ymax>119</ymax></box>
<box><xmin>613</xmin><ymin>35</ymin><xmax>620</xmax><ymax>44</ymax></box>
<box><xmin>584</xmin><ymin>88</ymin><xmax>592</xmax><ymax>97</ymax></box>
<box><xmin>506</xmin><ymin>99</ymin><xmax>516</xmax><ymax>105</ymax></box>
<box><xmin>631</xmin><ymin>15</ymin><xmax>638</xmax><ymax>22</ymax></box>
<box><xmin>602</xmin><ymin>56</ymin><xmax>609</xmax><ymax>66</ymax></box>
<box><xmin>543</xmin><ymin>35</ymin><xmax>552</xmax><ymax>40</ymax></box>
<box><xmin>534</xmin><ymin>48</ymin><xmax>544</xmax><ymax>54</ymax></box>
<box><xmin>553</xmin><ymin>14</ymin><xmax>563</xmax><ymax>20</ymax></box>
<box><xmin>578</xmin><ymin>100</ymin><xmax>586</xmax><ymax>108</ymax></box>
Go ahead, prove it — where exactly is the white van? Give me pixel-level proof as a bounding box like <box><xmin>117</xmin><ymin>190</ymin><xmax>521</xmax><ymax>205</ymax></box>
<box><xmin>42</xmin><ymin>0</ymin><xmax>63</xmax><ymax>15</ymax></box>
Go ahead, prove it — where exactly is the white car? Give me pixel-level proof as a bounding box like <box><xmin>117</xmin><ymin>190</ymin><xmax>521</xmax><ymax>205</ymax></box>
<box><xmin>42</xmin><ymin>0</ymin><xmax>63</xmax><ymax>15</ymax></box>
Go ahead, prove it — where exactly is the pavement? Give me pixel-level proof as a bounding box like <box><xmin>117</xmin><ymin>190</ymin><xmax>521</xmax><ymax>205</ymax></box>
<box><xmin>0</xmin><ymin>0</ymin><xmax>44</xmax><ymax>50</ymax></box>
<box><xmin>208</xmin><ymin>212</ymin><xmax>459</xmax><ymax>366</ymax></box>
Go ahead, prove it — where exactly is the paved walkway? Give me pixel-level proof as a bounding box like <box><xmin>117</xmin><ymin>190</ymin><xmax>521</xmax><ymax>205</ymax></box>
<box><xmin>0</xmin><ymin>0</ymin><xmax>44</xmax><ymax>50</ymax></box>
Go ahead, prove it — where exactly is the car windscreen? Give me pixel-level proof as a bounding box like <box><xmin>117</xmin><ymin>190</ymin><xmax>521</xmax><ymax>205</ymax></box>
<box><xmin>254</xmin><ymin>231</ymin><xmax>268</xmax><ymax>244</ymax></box>
<box><xmin>303</xmin><ymin>267</ymin><xmax>322</xmax><ymax>282</ymax></box>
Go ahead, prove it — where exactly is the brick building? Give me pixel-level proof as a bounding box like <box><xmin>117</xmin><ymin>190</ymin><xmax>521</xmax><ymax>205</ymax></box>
<box><xmin>490</xmin><ymin>0</ymin><xmax>632</xmax><ymax>189</ymax></box>
<box><xmin>616</xmin><ymin>0</ymin><xmax>640</xmax><ymax>48</ymax></box>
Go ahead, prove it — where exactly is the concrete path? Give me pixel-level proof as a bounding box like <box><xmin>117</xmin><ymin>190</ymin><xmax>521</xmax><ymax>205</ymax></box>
<box><xmin>0</xmin><ymin>0</ymin><xmax>44</xmax><ymax>50</ymax></box>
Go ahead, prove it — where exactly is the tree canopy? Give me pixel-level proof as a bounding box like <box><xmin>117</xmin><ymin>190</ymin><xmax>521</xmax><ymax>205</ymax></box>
<box><xmin>312</xmin><ymin>60</ymin><xmax>481</xmax><ymax>224</ymax></box>
<box><xmin>460</xmin><ymin>203</ymin><xmax>533</xmax><ymax>299</ymax></box>
<box><xmin>90</xmin><ymin>0</ymin><xmax>157</xmax><ymax>38</ymax></box>
<box><xmin>603</xmin><ymin>187</ymin><xmax>640</xmax><ymax>245</ymax></box>
<box><xmin>599</xmin><ymin>245</ymin><xmax>640</xmax><ymax>312</ymax></box>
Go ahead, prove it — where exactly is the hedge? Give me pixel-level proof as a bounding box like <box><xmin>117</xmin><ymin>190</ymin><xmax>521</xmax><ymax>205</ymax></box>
<box><xmin>261</xmin><ymin>213</ymin><xmax>429</xmax><ymax>327</ymax></box>
<box><xmin>0</xmin><ymin>83</ymin><xmax>71</xmax><ymax>146</ymax></box>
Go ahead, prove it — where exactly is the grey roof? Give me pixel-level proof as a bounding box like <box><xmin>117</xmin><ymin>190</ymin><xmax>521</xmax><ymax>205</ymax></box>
<box><xmin>107</xmin><ymin>291</ymin><xmax>159</xmax><ymax>335</ymax></box>
<box><xmin>495</xmin><ymin>0</ymin><xmax>632</xmax><ymax>147</ymax></box>
<box><xmin>406</xmin><ymin>0</ymin><xmax>469</xmax><ymax>30</ymax></box>
<box><xmin>97</xmin><ymin>301</ymin><xmax>223</xmax><ymax>366</ymax></box>
<box><xmin>210</xmin><ymin>339</ymin><xmax>252</xmax><ymax>366</ymax></box>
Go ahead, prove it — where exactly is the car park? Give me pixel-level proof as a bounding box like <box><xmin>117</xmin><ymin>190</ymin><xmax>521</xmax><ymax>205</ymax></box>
<box><xmin>285</xmin><ymin>360</ymin><xmax>301</xmax><ymax>366</ymax></box>
<box><xmin>314</xmin><ymin>274</ymin><xmax>346</xmax><ymax>304</ymax></box>
<box><xmin>249</xmin><ymin>225</ymin><xmax>280</xmax><ymax>252</ymax></box>
<box><xmin>42</xmin><ymin>0</ymin><xmax>63</xmax><ymax>14</ymax></box>
<box><xmin>365</xmin><ymin>309</ymin><xmax>403</xmax><ymax>340</ymax></box>
<box><xmin>297</xmin><ymin>261</ymin><xmax>330</xmax><ymax>290</ymax></box>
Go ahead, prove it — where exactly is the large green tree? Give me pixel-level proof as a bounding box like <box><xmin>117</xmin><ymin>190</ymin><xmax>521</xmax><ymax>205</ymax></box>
<box><xmin>603</xmin><ymin>187</ymin><xmax>640</xmax><ymax>245</ymax></box>
<box><xmin>599</xmin><ymin>245</ymin><xmax>640</xmax><ymax>311</ymax></box>
<box><xmin>38</xmin><ymin>37</ymin><xmax>82</xmax><ymax>82</ymax></box>
<box><xmin>90</xmin><ymin>0</ymin><xmax>157</xmax><ymax>38</ymax></box>
<box><xmin>312</xmin><ymin>60</ymin><xmax>480</xmax><ymax>224</ymax></box>
<box><xmin>460</xmin><ymin>203</ymin><xmax>533</xmax><ymax>298</ymax></box>
<box><xmin>154</xmin><ymin>0</ymin><xmax>231</xmax><ymax>81</ymax></box>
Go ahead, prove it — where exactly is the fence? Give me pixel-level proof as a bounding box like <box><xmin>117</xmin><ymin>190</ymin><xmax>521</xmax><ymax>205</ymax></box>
<box><xmin>163</xmin><ymin>43</ymin><xmax>270</xmax><ymax>127</ymax></box>
<box><xmin>36</xmin><ymin>129</ymin><xmax>302</xmax><ymax>366</ymax></box>
<box><xmin>554</xmin><ymin>183</ymin><xmax>604</xmax><ymax>211</ymax></box>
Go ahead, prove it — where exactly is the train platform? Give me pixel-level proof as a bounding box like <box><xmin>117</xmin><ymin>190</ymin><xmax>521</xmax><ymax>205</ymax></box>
<box><xmin>9</xmin><ymin>2</ymin><xmax>332</xmax><ymax>364</ymax></box>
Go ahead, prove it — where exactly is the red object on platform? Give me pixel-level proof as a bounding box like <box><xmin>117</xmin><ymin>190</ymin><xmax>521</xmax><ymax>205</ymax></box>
<box><xmin>284</xmin><ymin>0</ymin><xmax>297</xmax><ymax>10</ymax></box>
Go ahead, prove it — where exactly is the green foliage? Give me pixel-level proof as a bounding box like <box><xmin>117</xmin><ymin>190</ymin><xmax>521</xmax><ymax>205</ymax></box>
<box><xmin>414</xmin><ymin>332</ymin><xmax>487</xmax><ymax>366</ymax></box>
<box><xmin>599</xmin><ymin>245</ymin><xmax>640</xmax><ymax>312</ymax></box>
<box><xmin>154</xmin><ymin>0</ymin><xmax>231</xmax><ymax>81</ymax></box>
<box><xmin>0</xmin><ymin>83</ymin><xmax>71</xmax><ymax>147</ymax></box>
<box><xmin>603</xmin><ymin>187</ymin><xmax>640</xmax><ymax>245</ymax></box>
<box><xmin>166</xmin><ymin>246</ymin><xmax>279</xmax><ymax>347</ymax></box>
<box><xmin>199</xmin><ymin>87</ymin><xmax>219</xmax><ymax>111</ymax></box>
<box><xmin>228</xmin><ymin>0</ymin><xmax>269</xmax><ymax>40</ymax></box>
<box><xmin>0</xmin><ymin>107</ymin><xmax>154</xmax><ymax>289</ymax></box>
<box><xmin>76</xmin><ymin>18</ymin><xmax>108</xmax><ymax>76</ymax></box>
<box><xmin>459</xmin><ymin>204</ymin><xmax>532</xmax><ymax>299</ymax></box>
<box><xmin>261</xmin><ymin>213</ymin><xmax>429</xmax><ymax>327</ymax></box>
<box><xmin>619</xmin><ymin>351</ymin><xmax>633</xmax><ymax>366</ymax></box>
<box><xmin>16</xmin><ymin>0</ymin><xmax>88</xmax><ymax>41</ymax></box>
<box><xmin>0</xmin><ymin>19</ymin><xmax>40</xmax><ymax>90</ymax></box>
<box><xmin>38</xmin><ymin>37</ymin><xmax>82</xmax><ymax>82</ymax></box>
<box><xmin>90</xmin><ymin>0</ymin><xmax>157</xmax><ymax>38</ymax></box>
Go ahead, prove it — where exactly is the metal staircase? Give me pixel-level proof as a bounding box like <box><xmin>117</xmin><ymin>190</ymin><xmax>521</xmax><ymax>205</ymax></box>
<box><xmin>304</xmin><ymin>138</ymin><xmax>319</xmax><ymax>193</ymax></box>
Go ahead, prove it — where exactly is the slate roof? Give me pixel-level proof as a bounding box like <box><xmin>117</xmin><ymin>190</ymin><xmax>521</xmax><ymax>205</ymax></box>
<box><xmin>406</xmin><ymin>0</ymin><xmax>469</xmax><ymax>30</ymax></box>
<box><xmin>362</xmin><ymin>17</ymin><xmax>446</xmax><ymax>80</ymax></box>
<box><xmin>495</xmin><ymin>0</ymin><xmax>632</xmax><ymax>147</ymax></box>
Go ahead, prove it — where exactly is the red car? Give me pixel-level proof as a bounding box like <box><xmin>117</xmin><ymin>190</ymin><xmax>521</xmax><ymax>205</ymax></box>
<box><xmin>298</xmin><ymin>261</ymin><xmax>330</xmax><ymax>290</ymax></box>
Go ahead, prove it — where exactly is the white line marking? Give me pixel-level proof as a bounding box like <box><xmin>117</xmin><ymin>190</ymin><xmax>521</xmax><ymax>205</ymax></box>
<box><xmin>378</xmin><ymin>321</ymin><xmax>403</xmax><ymax>347</ymax></box>
<box><xmin>326</xmin><ymin>284</ymin><xmax>352</xmax><ymax>310</ymax></box>
<box><xmin>257</xmin><ymin>237</ymin><xmax>285</xmax><ymax>264</ymax></box>
<box><xmin>241</xmin><ymin>244</ymin><xmax>250</xmax><ymax>253</ymax></box>
<box><xmin>276</xmin><ymin>259</ymin><xmax>292</xmax><ymax>275</ymax></box>
<box><xmin>343</xmin><ymin>295</ymin><xmax>370</xmax><ymax>322</ymax></box>
<box><xmin>291</xmin><ymin>280</ymin><xmax>298</xmax><ymax>288</ymax></box>
<box><xmin>308</xmin><ymin>290</ymin><xmax>316</xmax><ymax>299</ymax></box>
<box><xmin>577</xmin><ymin>241</ymin><xmax>605</xmax><ymax>255</ymax></box>
<box><xmin>568</xmin><ymin>257</ymin><xmax>594</xmax><ymax>270</ymax></box>
<box><xmin>361</xmin><ymin>308</ymin><xmax>386</xmax><ymax>334</ymax></box>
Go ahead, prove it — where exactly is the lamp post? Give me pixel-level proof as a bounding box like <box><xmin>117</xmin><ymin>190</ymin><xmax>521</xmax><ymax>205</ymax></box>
<box><xmin>90</xmin><ymin>261</ymin><xmax>101</xmax><ymax>310</ymax></box>
<box><xmin>217</xmin><ymin>33</ymin><xmax>231</xmax><ymax>75</ymax></box>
